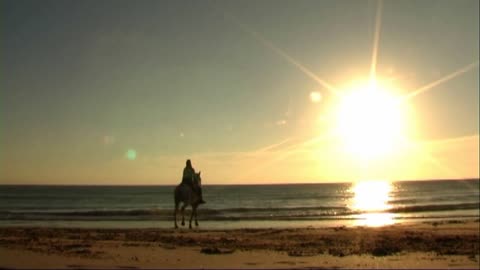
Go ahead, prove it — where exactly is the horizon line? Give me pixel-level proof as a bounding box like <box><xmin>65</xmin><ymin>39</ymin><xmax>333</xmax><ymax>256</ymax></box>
<box><xmin>0</xmin><ymin>178</ymin><xmax>478</xmax><ymax>187</ymax></box>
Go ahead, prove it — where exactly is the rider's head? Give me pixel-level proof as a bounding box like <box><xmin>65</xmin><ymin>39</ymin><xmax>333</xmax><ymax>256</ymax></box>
<box><xmin>186</xmin><ymin>159</ymin><xmax>192</xmax><ymax>168</ymax></box>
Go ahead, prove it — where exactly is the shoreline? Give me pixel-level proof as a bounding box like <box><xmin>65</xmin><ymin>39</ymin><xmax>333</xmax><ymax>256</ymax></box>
<box><xmin>1</xmin><ymin>219</ymin><xmax>479</xmax><ymax>269</ymax></box>
<box><xmin>0</xmin><ymin>210</ymin><xmax>480</xmax><ymax>230</ymax></box>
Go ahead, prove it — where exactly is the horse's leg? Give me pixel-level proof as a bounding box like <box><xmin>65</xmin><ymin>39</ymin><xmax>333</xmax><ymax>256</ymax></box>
<box><xmin>194</xmin><ymin>204</ymin><xmax>199</xmax><ymax>227</ymax></box>
<box><xmin>189</xmin><ymin>206</ymin><xmax>196</xmax><ymax>229</ymax></box>
<box><xmin>174</xmin><ymin>202</ymin><xmax>179</xmax><ymax>229</ymax></box>
<box><xmin>181</xmin><ymin>205</ymin><xmax>186</xmax><ymax>226</ymax></box>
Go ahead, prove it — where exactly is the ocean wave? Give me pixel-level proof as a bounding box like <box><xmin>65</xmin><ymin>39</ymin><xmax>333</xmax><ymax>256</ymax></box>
<box><xmin>0</xmin><ymin>202</ymin><xmax>478</xmax><ymax>221</ymax></box>
<box><xmin>389</xmin><ymin>202</ymin><xmax>479</xmax><ymax>213</ymax></box>
<box><xmin>0</xmin><ymin>206</ymin><xmax>349</xmax><ymax>218</ymax></box>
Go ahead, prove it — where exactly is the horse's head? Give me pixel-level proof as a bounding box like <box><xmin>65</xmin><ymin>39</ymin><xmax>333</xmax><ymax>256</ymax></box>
<box><xmin>193</xmin><ymin>171</ymin><xmax>202</xmax><ymax>186</ymax></box>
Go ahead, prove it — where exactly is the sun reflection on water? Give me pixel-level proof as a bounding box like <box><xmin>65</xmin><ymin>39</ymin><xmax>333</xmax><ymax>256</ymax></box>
<box><xmin>350</xmin><ymin>180</ymin><xmax>396</xmax><ymax>227</ymax></box>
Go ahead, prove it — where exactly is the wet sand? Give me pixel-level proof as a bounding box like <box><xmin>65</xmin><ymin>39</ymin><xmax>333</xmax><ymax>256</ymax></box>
<box><xmin>0</xmin><ymin>219</ymin><xmax>479</xmax><ymax>269</ymax></box>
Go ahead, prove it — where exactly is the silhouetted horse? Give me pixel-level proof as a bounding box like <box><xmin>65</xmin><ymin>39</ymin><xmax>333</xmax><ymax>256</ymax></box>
<box><xmin>174</xmin><ymin>172</ymin><xmax>202</xmax><ymax>229</ymax></box>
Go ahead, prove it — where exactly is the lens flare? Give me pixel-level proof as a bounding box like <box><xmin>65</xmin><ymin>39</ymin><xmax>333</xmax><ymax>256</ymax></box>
<box><xmin>310</xmin><ymin>91</ymin><xmax>322</xmax><ymax>103</ymax></box>
<box><xmin>126</xmin><ymin>149</ymin><xmax>137</xmax><ymax>161</ymax></box>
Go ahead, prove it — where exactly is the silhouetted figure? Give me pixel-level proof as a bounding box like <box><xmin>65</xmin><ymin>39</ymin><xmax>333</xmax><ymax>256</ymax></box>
<box><xmin>174</xmin><ymin>171</ymin><xmax>203</xmax><ymax>229</ymax></box>
<box><xmin>182</xmin><ymin>159</ymin><xmax>205</xmax><ymax>204</ymax></box>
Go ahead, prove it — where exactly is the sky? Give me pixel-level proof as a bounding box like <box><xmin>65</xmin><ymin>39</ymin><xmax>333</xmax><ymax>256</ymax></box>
<box><xmin>1</xmin><ymin>0</ymin><xmax>478</xmax><ymax>185</ymax></box>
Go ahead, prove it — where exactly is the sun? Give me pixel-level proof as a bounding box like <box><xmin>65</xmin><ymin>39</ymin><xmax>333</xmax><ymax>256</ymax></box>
<box><xmin>335</xmin><ymin>81</ymin><xmax>407</xmax><ymax>161</ymax></box>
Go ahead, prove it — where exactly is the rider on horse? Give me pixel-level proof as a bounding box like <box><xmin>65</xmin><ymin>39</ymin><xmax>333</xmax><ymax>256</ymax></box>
<box><xmin>182</xmin><ymin>159</ymin><xmax>206</xmax><ymax>204</ymax></box>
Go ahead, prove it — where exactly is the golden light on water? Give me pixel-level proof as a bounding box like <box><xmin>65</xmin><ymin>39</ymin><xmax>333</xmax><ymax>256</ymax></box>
<box><xmin>356</xmin><ymin>213</ymin><xmax>395</xmax><ymax>227</ymax></box>
<box><xmin>352</xmin><ymin>180</ymin><xmax>391</xmax><ymax>211</ymax></box>
<box><xmin>350</xmin><ymin>180</ymin><xmax>396</xmax><ymax>227</ymax></box>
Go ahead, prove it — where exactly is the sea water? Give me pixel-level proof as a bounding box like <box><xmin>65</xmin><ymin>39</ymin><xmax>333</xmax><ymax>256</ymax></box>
<box><xmin>0</xmin><ymin>179</ymin><xmax>478</xmax><ymax>228</ymax></box>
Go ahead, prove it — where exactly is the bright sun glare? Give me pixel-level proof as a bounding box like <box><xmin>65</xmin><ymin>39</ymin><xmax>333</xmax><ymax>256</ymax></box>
<box><xmin>351</xmin><ymin>180</ymin><xmax>392</xmax><ymax>211</ymax></box>
<box><xmin>351</xmin><ymin>180</ymin><xmax>395</xmax><ymax>226</ymax></box>
<box><xmin>335</xmin><ymin>81</ymin><xmax>407</xmax><ymax>161</ymax></box>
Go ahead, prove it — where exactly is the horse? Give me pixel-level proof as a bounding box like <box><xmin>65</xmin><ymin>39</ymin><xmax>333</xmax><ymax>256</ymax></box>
<box><xmin>173</xmin><ymin>171</ymin><xmax>202</xmax><ymax>229</ymax></box>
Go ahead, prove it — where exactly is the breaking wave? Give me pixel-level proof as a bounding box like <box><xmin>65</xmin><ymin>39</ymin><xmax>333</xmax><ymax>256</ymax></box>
<box><xmin>1</xmin><ymin>202</ymin><xmax>478</xmax><ymax>221</ymax></box>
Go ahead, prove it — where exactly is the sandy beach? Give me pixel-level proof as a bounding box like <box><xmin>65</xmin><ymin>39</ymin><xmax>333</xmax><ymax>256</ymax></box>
<box><xmin>0</xmin><ymin>219</ymin><xmax>479</xmax><ymax>269</ymax></box>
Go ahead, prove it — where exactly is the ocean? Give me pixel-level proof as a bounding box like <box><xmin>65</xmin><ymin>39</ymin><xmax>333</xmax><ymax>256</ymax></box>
<box><xmin>0</xmin><ymin>179</ymin><xmax>478</xmax><ymax>228</ymax></box>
